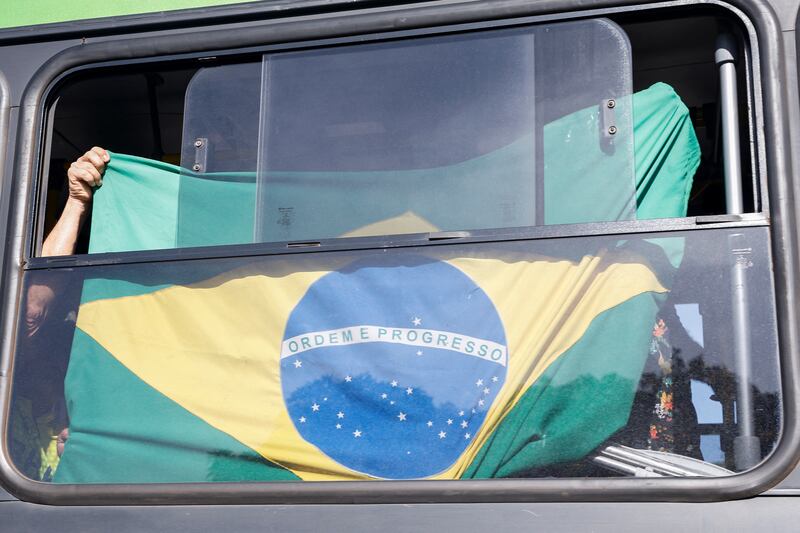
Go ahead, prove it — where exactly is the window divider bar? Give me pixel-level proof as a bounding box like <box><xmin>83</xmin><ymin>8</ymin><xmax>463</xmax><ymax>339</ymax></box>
<box><xmin>716</xmin><ymin>32</ymin><xmax>744</xmax><ymax>215</ymax></box>
<box><xmin>23</xmin><ymin>214</ymin><xmax>770</xmax><ymax>271</ymax></box>
<box><xmin>716</xmin><ymin>32</ymin><xmax>760</xmax><ymax>470</ymax></box>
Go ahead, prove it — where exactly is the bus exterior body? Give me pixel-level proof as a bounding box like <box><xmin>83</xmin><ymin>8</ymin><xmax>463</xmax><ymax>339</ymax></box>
<box><xmin>1</xmin><ymin>0</ymin><xmax>800</xmax><ymax>530</ymax></box>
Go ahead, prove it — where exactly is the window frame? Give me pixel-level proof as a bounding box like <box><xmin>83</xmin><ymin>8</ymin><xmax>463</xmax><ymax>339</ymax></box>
<box><xmin>1</xmin><ymin>0</ymin><xmax>798</xmax><ymax>506</ymax></box>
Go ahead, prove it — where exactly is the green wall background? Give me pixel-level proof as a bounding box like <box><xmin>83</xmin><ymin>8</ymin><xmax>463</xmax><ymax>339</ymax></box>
<box><xmin>0</xmin><ymin>1</ymin><xmax>256</xmax><ymax>29</ymax></box>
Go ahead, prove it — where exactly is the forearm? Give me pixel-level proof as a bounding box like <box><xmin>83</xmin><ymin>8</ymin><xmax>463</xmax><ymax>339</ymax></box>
<box><xmin>41</xmin><ymin>198</ymin><xmax>89</xmax><ymax>257</ymax></box>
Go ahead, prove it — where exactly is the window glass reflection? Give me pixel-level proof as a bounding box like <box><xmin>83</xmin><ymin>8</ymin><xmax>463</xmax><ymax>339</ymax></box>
<box><xmin>7</xmin><ymin>227</ymin><xmax>780</xmax><ymax>482</ymax></box>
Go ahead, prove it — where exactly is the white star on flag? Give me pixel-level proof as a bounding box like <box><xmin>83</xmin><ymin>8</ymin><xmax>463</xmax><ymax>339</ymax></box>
<box><xmin>335</xmin><ymin>423</ymin><xmax>342</xmax><ymax>429</ymax></box>
<box><xmin>293</xmin><ymin>360</ymin><xmax>302</xmax><ymax>368</ymax></box>
<box><xmin>353</xmin><ymin>429</ymin><xmax>362</xmax><ymax>438</ymax></box>
<box><xmin>427</xmin><ymin>421</ymin><xmax>433</xmax><ymax>427</ymax></box>
<box><xmin>438</xmin><ymin>431</ymin><xmax>447</xmax><ymax>439</ymax></box>
<box><xmin>397</xmin><ymin>412</ymin><xmax>407</xmax><ymax>421</ymax></box>
<box><xmin>475</xmin><ymin>379</ymin><xmax>483</xmax><ymax>387</ymax></box>
<box><xmin>460</xmin><ymin>421</ymin><xmax>468</xmax><ymax>428</ymax></box>
<box><xmin>311</xmin><ymin>403</ymin><xmax>320</xmax><ymax>412</ymax></box>
<box><xmin>465</xmin><ymin>433</ymin><xmax>471</xmax><ymax>440</ymax></box>
<box><xmin>406</xmin><ymin>387</ymin><xmax>414</xmax><ymax>395</ymax></box>
<box><xmin>391</xmin><ymin>380</ymin><xmax>398</xmax><ymax>387</ymax></box>
<box><xmin>492</xmin><ymin>376</ymin><xmax>498</xmax><ymax>382</ymax></box>
<box><xmin>412</xmin><ymin>317</ymin><xmax>422</xmax><ymax>326</ymax></box>
<box><xmin>344</xmin><ymin>375</ymin><xmax>352</xmax><ymax>382</ymax></box>
<box><xmin>483</xmin><ymin>388</ymin><xmax>490</xmax><ymax>395</ymax></box>
<box><xmin>337</xmin><ymin>411</ymin><xmax>345</xmax><ymax>419</ymax></box>
<box><xmin>299</xmin><ymin>416</ymin><xmax>306</xmax><ymax>423</ymax></box>
<box><xmin>478</xmin><ymin>399</ymin><xmax>485</xmax><ymax>406</ymax></box>
<box><xmin>416</xmin><ymin>350</ymin><xmax>423</xmax><ymax>356</ymax></box>
<box><xmin>446</xmin><ymin>419</ymin><xmax>453</xmax><ymax>425</ymax></box>
<box><xmin>458</xmin><ymin>410</ymin><xmax>464</xmax><ymax>416</ymax></box>
<box><xmin>381</xmin><ymin>393</ymin><xmax>388</xmax><ymax>399</ymax></box>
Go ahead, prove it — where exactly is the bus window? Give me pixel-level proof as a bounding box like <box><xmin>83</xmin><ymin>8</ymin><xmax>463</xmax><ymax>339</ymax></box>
<box><xmin>9</xmin><ymin>227</ymin><xmax>780</xmax><ymax>483</ymax></box>
<box><xmin>4</xmin><ymin>8</ymin><xmax>780</xmax><ymax>496</ymax></box>
<box><xmin>45</xmin><ymin>19</ymin><xmax>640</xmax><ymax>254</ymax></box>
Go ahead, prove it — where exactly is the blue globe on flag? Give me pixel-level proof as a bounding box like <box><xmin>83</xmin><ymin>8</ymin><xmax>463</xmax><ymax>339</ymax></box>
<box><xmin>281</xmin><ymin>256</ymin><xmax>507</xmax><ymax>479</ymax></box>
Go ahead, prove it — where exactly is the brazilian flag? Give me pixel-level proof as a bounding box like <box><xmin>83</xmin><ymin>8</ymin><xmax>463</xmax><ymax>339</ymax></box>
<box><xmin>54</xmin><ymin>83</ymin><xmax>699</xmax><ymax>482</ymax></box>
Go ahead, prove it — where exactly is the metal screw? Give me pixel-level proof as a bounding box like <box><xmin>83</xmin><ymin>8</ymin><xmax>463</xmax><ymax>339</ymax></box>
<box><xmin>192</xmin><ymin>164</ymin><xmax>202</xmax><ymax>171</ymax></box>
<box><xmin>607</xmin><ymin>99</ymin><xmax>616</xmax><ymax>109</ymax></box>
<box><xmin>608</xmin><ymin>126</ymin><xmax>617</xmax><ymax>135</ymax></box>
<box><xmin>194</xmin><ymin>139</ymin><xmax>204</xmax><ymax>148</ymax></box>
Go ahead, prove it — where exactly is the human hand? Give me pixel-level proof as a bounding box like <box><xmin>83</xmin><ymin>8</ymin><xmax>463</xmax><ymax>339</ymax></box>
<box><xmin>56</xmin><ymin>428</ymin><xmax>69</xmax><ymax>457</ymax></box>
<box><xmin>67</xmin><ymin>147</ymin><xmax>109</xmax><ymax>206</ymax></box>
<box><xmin>25</xmin><ymin>283</ymin><xmax>55</xmax><ymax>338</ymax></box>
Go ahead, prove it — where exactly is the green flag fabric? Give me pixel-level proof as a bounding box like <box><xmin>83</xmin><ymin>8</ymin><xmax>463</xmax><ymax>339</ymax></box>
<box><xmin>89</xmin><ymin>83</ymin><xmax>696</xmax><ymax>254</ymax></box>
<box><xmin>54</xmin><ymin>82</ymin><xmax>699</xmax><ymax>483</ymax></box>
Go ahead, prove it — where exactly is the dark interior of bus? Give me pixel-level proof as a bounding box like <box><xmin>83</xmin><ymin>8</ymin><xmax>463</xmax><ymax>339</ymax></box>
<box><xmin>33</xmin><ymin>8</ymin><xmax>779</xmax><ymax>478</ymax></box>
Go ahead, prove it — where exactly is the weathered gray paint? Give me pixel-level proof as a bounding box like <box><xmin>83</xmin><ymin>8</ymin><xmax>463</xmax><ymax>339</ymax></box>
<box><xmin>2</xmin><ymin>499</ymin><xmax>800</xmax><ymax>532</ymax></box>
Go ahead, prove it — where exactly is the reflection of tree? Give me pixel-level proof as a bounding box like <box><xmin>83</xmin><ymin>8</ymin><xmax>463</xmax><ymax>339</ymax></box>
<box><xmin>628</xmin><ymin>353</ymin><xmax>701</xmax><ymax>460</ymax></box>
<box><xmin>626</xmin><ymin>302</ymin><xmax>779</xmax><ymax>471</ymax></box>
<box><xmin>687</xmin><ymin>358</ymin><xmax>780</xmax><ymax>471</ymax></box>
<box><xmin>619</xmin><ymin>339</ymin><xmax>779</xmax><ymax>474</ymax></box>
<box><xmin>514</xmin><ymin>312</ymin><xmax>781</xmax><ymax>478</ymax></box>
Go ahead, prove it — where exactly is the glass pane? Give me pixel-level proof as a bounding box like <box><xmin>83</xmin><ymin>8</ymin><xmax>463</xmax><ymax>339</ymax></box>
<box><xmin>176</xmin><ymin>63</ymin><xmax>262</xmax><ymax>248</ymax></box>
<box><xmin>168</xmin><ymin>19</ymin><xmax>638</xmax><ymax>250</ymax></box>
<box><xmin>180</xmin><ymin>62</ymin><xmax>262</xmax><ymax>174</ymax></box>
<box><xmin>257</xmin><ymin>20</ymin><xmax>635</xmax><ymax>241</ymax></box>
<box><xmin>8</xmin><ymin>227</ymin><xmax>780</xmax><ymax>482</ymax></box>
